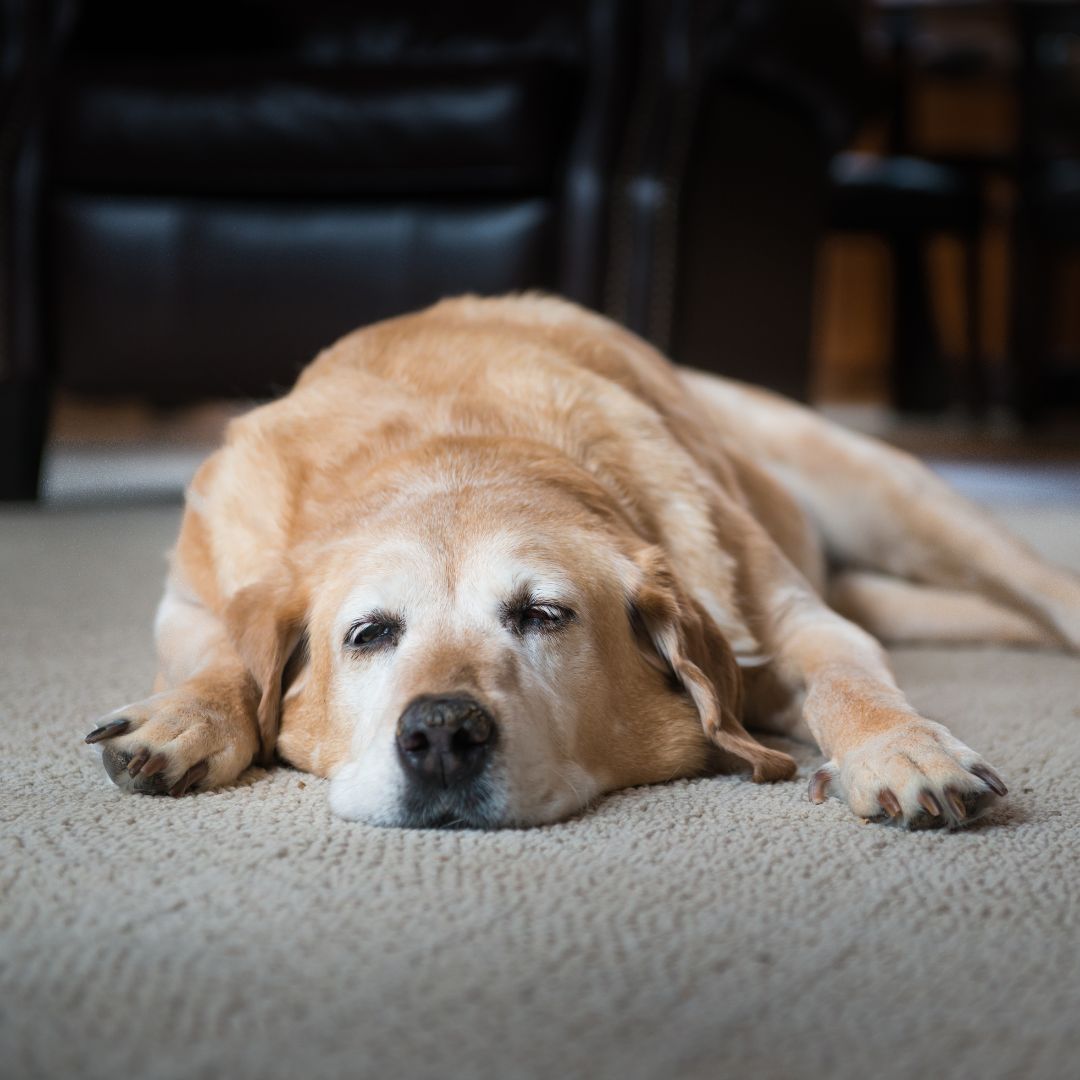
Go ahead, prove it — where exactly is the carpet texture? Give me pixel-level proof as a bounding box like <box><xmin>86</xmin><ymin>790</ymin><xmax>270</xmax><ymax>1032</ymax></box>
<box><xmin>2</xmin><ymin>504</ymin><xmax>1079</xmax><ymax>1080</ymax></box>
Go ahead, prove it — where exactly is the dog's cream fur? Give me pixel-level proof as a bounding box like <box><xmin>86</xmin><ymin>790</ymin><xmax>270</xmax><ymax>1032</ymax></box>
<box><xmin>87</xmin><ymin>295</ymin><xmax>1080</xmax><ymax>828</ymax></box>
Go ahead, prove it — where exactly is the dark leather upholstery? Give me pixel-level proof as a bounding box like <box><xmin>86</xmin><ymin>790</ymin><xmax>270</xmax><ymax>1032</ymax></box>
<box><xmin>1</xmin><ymin>0</ymin><xmax>863</xmax><ymax>498</ymax></box>
<box><xmin>36</xmin><ymin>1</ymin><xmax>611</xmax><ymax>404</ymax></box>
<box><xmin>54</xmin><ymin>67</ymin><xmax>577</xmax><ymax>197</ymax></box>
<box><xmin>53</xmin><ymin>194</ymin><xmax>556</xmax><ymax>398</ymax></box>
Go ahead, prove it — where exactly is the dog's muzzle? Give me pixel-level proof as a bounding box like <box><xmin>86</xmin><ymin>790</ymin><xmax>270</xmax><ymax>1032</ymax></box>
<box><xmin>395</xmin><ymin>694</ymin><xmax>496</xmax><ymax>790</ymax></box>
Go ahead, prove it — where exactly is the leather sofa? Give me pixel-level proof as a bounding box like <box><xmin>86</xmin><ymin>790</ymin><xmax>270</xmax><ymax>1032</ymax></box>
<box><xmin>1</xmin><ymin>0</ymin><xmax>862</xmax><ymax>499</ymax></box>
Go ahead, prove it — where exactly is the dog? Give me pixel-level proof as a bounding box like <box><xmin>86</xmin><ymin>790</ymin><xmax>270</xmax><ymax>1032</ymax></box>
<box><xmin>84</xmin><ymin>295</ymin><xmax>1080</xmax><ymax>828</ymax></box>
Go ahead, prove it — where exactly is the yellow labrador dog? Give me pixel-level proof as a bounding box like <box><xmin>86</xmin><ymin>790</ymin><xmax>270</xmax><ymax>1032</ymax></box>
<box><xmin>85</xmin><ymin>295</ymin><xmax>1080</xmax><ymax>828</ymax></box>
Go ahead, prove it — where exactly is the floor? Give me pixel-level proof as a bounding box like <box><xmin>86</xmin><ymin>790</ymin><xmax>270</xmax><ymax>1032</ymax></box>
<box><xmin>3</xmin><ymin>429</ymin><xmax>1080</xmax><ymax>1079</ymax></box>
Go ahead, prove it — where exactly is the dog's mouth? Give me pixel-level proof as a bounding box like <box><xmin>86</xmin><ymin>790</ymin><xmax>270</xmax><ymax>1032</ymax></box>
<box><xmin>394</xmin><ymin>772</ymin><xmax>506</xmax><ymax>830</ymax></box>
<box><xmin>420</xmin><ymin>809</ymin><xmax>500</xmax><ymax>830</ymax></box>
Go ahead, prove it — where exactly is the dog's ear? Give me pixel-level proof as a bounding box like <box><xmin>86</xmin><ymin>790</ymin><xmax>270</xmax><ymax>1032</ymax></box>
<box><xmin>224</xmin><ymin>566</ymin><xmax>308</xmax><ymax>766</ymax></box>
<box><xmin>629</xmin><ymin>546</ymin><xmax>796</xmax><ymax>783</ymax></box>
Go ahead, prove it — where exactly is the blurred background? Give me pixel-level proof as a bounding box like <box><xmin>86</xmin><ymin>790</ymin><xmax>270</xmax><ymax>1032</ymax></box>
<box><xmin>2</xmin><ymin>0</ymin><xmax>1078</xmax><ymax>504</ymax></box>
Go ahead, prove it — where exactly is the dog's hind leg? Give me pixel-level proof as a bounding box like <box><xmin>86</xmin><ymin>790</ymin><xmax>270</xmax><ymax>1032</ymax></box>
<box><xmin>683</xmin><ymin>371</ymin><xmax>1080</xmax><ymax>651</ymax></box>
<box><xmin>828</xmin><ymin>570</ymin><xmax>1057</xmax><ymax>647</ymax></box>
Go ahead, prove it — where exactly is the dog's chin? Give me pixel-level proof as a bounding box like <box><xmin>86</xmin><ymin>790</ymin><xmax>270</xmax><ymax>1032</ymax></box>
<box><xmin>327</xmin><ymin>752</ymin><xmax>599</xmax><ymax>829</ymax></box>
<box><xmin>394</xmin><ymin>776</ymin><xmax>508</xmax><ymax>830</ymax></box>
<box><xmin>327</xmin><ymin>759</ymin><xmax>510</xmax><ymax>829</ymax></box>
<box><xmin>389</xmin><ymin>780</ymin><xmax>595</xmax><ymax>830</ymax></box>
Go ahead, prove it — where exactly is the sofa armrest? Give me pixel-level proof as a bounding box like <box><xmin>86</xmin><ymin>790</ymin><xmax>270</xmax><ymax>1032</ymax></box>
<box><xmin>1</xmin><ymin>0</ymin><xmax>68</xmax><ymax>157</ymax></box>
<box><xmin>2</xmin><ymin>0</ymin><xmax>69</xmax><ymax>393</ymax></box>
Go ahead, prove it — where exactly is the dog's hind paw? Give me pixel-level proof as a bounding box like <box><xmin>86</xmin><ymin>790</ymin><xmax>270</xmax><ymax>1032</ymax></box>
<box><xmin>808</xmin><ymin>718</ymin><xmax>1007</xmax><ymax>829</ymax></box>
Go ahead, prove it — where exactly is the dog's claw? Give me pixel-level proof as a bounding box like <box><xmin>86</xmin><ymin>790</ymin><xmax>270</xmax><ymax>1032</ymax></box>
<box><xmin>917</xmin><ymin>791</ymin><xmax>943</xmax><ymax>818</ymax></box>
<box><xmin>85</xmin><ymin>719</ymin><xmax>130</xmax><ymax>744</ymax></box>
<box><xmin>169</xmin><ymin>761</ymin><xmax>208</xmax><ymax>798</ymax></box>
<box><xmin>945</xmin><ymin>789</ymin><xmax>967</xmax><ymax>821</ymax></box>
<box><xmin>878</xmin><ymin>788</ymin><xmax>902</xmax><ymax>819</ymax></box>
<box><xmin>140</xmin><ymin>752</ymin><xmax>169</xmax><ymax>778</ymax></box>
<box><xmin>808</xmin><ymin>769</ymin><xmax>831</xmax><ymax>804</ymax></box>
<box><xmin>126</xmin><ymin>748</ymin><xmax>151</xmax><ymax>776</ymax></box>
<box><xmin>970</xmin><ymin>763</ymin><xmax>1008</xmax><ymax>797</ymax></box>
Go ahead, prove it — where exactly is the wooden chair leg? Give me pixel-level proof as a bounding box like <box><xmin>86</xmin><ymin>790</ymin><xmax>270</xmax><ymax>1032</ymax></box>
<box><xmin>1009</xmin><ymin>222</ymin><xmax>1051</xmax><ymax>427</ymax></box>
<box><xmin>962</xmin><ymin>233</ymin><xmax>988</xmax><ymax>417</ymax></box>
<box><xmin>890</xmin><ymin>231</ymin><xmax>949</xmax><ymax>413</ymax></box>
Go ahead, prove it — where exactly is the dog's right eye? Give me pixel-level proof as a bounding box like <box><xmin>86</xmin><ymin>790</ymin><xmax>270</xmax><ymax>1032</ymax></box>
<box><xmin>344</xmin><ymin>617</ymin><xmax>400</xmax><ymax>650</ymax></box>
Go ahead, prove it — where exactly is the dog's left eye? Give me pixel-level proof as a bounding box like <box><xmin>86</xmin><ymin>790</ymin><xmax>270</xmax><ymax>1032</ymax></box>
<box><xmin>344</xmin><ymin>619</ymin><xmax>399</xmax><ymax>650</ymax></box>
<box><xmin>509</xmin><ymin>602</ymin><xmax>575</xmax><ymax>635</ymax></box>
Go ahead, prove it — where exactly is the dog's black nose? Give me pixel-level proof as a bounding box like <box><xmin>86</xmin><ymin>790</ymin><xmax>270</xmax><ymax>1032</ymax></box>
<box><xmin>396</xmin><ymin>695</ymin><xmax>496</xmax><ymax>787</ymax></box>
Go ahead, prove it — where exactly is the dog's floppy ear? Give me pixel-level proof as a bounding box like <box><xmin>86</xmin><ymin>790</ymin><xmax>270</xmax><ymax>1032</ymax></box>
<box><xmin>224</xmin><ymin>565</ymin><xmax>308</xmax><ymax>766</ymax></box>
<box><xmin>629</xmin><ymin>546</ymin><xmax>796</xmax><ymax>783</ymax></box>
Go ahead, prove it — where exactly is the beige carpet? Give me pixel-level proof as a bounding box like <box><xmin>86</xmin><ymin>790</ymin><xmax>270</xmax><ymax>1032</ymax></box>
<box><xmin>2</xmin><ymin>503</ymin><xmax>1079</xmax><ymax>1080</ymax></box>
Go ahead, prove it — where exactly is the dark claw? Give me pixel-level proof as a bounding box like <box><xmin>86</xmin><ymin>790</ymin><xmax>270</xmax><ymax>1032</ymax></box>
<box><xmin>808</xmin><ymin>769</ymin><xmax>831</xmax><ymax>804</ymax></box>
<box><xmin>945</xmin><ymin>789</ymin><xmax>967</xmax><ymax>821</ymax></box>
<box><xmin>878</xmin><ymin>789</ymin><xmax>902</xmax><ymax>819</ymax></box>
<box><xmin>169</xmin><ymin>761</ymin><xmax>208</xmax><ymax>798</ymax></box>
<box><xmin>140</xmin><ymin>752</ymin><xmax>169</xmax><ymax>778</ymax></box>
<box><xmin>85</xmin><ymin>719</ymin><xmax>130</xmax><ymax>744</ymax></box>
<box><xmin>917</xmin><ymin>791</ymin><xmax>943</xmax><ymax>818</ymax></box>
<box><xmin>970</xmin><ymin>764</ymin><xmax>1008</xmax><ymax>797</ymax></box>
<box><xmin>101</xmin><ymin>746</ymin><xmax>169</xmax><ymax>794</ymax></box>
<box><xmin>126</xmin><ymin>748</ymin><xmax>151</xmax><ymax>777</ymax></box>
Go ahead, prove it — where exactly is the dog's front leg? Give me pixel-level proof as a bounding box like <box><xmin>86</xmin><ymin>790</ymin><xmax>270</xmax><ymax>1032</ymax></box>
<box><xmin>750</xmin><ymin>553</ymin><xmax>1007</xmax><ymax>828</ymax></box>
<box><xmin>84</xmin><ymin>585</ymin><xmax>260</xmax><ymax>796</ymax></box>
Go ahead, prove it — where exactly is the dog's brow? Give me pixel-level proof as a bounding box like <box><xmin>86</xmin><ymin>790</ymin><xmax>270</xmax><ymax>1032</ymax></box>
<box><xmin>501</xmin><ymin>572</ymin><xmax>579</xmax><ymax>609</ymax></box>
<box><xmin>503</xmin><ymin>582</ymin><xmax>535</xmax><ymax>611</ymax></box>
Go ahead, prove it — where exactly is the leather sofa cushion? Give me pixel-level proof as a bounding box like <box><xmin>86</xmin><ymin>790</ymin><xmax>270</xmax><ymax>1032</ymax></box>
<box><xmin>52</xmin><ymin>194</ymin><xmax>556</xmax><ymax>398</ymax></box>
<box><xmin>53</xmin><ymin>64</ymin><xmax>578</xmax><ymax>196</ymax></box>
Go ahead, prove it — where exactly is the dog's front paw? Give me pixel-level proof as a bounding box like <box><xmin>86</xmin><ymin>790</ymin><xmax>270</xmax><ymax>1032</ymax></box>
<box><xmin>84</xmin><ymin>690</ymin><xmax>257</xmax><ymax>797</ymax></box>
<box><xmin>809</xmin><ymin>719</ymin><xmax>1007</xmax><ymax>829</ymax></box>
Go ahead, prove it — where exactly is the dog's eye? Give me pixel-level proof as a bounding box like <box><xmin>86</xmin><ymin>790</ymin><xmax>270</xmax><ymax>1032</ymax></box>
<box><xmin>344</xmin><ymin>618</ymin><xmax>400</xmax><ymax>650</ymax></box>
<box><xmin>509</xmin><ymin>602</ymin><xmax>575</xmax><ymax>635</ymax></box>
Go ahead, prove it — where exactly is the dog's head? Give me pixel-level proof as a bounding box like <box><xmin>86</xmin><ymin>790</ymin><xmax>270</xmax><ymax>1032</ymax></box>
<box><xmin>231</xmin><ymin>440</ymin><xmax>793</xmax><ymax>827</ymax></box>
